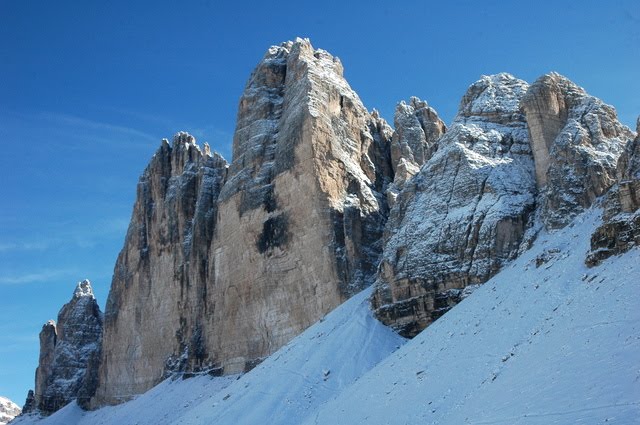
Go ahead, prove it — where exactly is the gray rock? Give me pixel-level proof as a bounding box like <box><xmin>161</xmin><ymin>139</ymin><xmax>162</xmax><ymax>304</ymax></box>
<box><xmin>22</xmin><ymin>280</ymin><xmax>103</xmax><ymax>415</ymax></box>
<box><xmin>387</xmin><ymin>97</ymin><xmax>446</xmax><ymax>206</ymax></box>
<box><xmin>587</xmin><ymin>118</ymin><xmax>640</xmax><ymax>266</ymax></box>
<box><xmin>372</xmin><ymin>74</ymin><xmax>536</xmax><ymax>337</ymax></box>
<box><xmin>522</xmin><ymin>72</ymin><xmax>633</xmax><ymax>228</ymax></box>
<box><xmin>93</xmin><ymin>38</ymin><xmax>395</xmax><ymax>406</ymax></box>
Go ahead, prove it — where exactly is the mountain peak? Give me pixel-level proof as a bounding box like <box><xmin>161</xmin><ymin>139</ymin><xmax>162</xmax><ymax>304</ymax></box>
<box><xmin>459</xmin><ymin>72</ymin><xmax>529</xmax><ymax>119</ymax></box>
<box><xmin>73</xmin><ymin>279</ymin><xmax>94</xmax><ymax>299</ymax></box>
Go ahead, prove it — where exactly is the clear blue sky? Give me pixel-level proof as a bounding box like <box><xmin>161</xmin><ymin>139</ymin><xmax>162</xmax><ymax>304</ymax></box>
<box><xmin>0</xmin><ymin>0</ymin><xmax>638</xmax><ymax>406</ymax></box>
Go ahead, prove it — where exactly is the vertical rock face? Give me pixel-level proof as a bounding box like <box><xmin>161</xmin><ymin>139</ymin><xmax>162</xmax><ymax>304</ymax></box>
<box><xmin>387</xmin><ymin>97</ymin><xmax>446</xmax><ymax>205</ymax></box>
<box><xmin>0</xmin><ymin>397</ymin><xmax>21</xmax><ymax>425</ymax></box>
<box><xmin>205</xmin><ymin>38</ymin><xmax>393</xmax><ymax>375</ymax></box>
<box><xmin>93</xmin><ymin>38</ymin><xmax>395</xmax><ymax>405</ymax></box>
<box><xmin>521</xmin><ymin>73</ymin><xmax>632</xmax><ymax>228</ymax></box>
<box><xmin>23</xmin><ymin>280</ymin><xmax>103</xmax><ymax>415</ymax></box>
<box><xmin>94</xmin><ymin>133</ymin><xmax>228</xmax><ymax>404</ymax></box>
<box><xmin>372</xmin><ymin>72</ymin><xmax>633</xmax><ymax>337</ymax></box>
<box><xmin>372</xmin><ymin>74</ymin><xmax>536</xmax><ymax>337</ymax></box>
<box><xmin>587</xmin><ymin>118</ymin><xmax>640</xmax><ymax>266</ymax></box>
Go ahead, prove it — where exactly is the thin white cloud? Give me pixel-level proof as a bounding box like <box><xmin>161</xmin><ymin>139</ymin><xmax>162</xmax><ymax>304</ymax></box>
<box><xmin>1</xmin><ymin>216</ymin><xmax>130</xmax><ymax>253</ymax></box>
<box><xmin>0</xmin><ymin>241</ymin><xmax>49</xmax><ymax>252</ymax></box>
<box><xmin>0</xmin><ymin>269</ymin><xmax>77</xmax><ymax>285</ymax></box>
<box><xmin>38</xmin><ymin>112</ymin><xmax>159</xmax><ymax>143</ymax></box>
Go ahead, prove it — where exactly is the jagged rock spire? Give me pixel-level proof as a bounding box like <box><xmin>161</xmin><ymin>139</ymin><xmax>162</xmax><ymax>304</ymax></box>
<box><xmin>22</xmin><ymin>280</ymin><xmax>103</xmax><ymax>416</ymax></box>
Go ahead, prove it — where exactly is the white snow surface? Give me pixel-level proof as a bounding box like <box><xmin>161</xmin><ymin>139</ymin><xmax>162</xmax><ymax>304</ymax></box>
<box><xmin>14</xmin><ymin>286</ymin><xmax>405</xmax><ymax>425</ymax></box>
<box><xmin>307</xmin><ymin>208</ymin><xmax>640</xmax><ymax>424</ymax></box>
<box><xmin>0</xmin><ymin>396</ymin><xmax>20</xmax><ymax>425</ymax></box>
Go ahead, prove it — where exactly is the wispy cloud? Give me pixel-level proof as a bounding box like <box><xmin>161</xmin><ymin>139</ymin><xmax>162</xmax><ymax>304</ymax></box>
<box><xmin>0</xmin><ymin>216</ymin><xmax>130</xmax><ymax>253</ymax></box>
<box><xmin>0</xmin><ymin>241</ymin><xmax>49</xmax><ymax>252</ymax></box>
<box><xmin>38</xmin><ymin>112</ymin><xmax>159</xmax><ymax>143</ymax></box>
<box><xmin>0</xmin><ymin>268</ymin><xmax>78</xmax><ymax>285</ymax></box>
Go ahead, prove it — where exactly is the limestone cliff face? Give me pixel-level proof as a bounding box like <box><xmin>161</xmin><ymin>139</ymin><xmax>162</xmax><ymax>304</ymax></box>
<box><xmin>587</xmin><ymin>118</ymin><xmax>640</xmax><ymax>266</ymax></box>
<box><xmin>93</xmin><ymin>38</ymin><xmax>395</xmax><ymax>405</ymax></box>
<box><xmin>22</xmin><ymin>280</ymin><xmax>103</xmax><ymax>415</ymax></box>
<box><xmin>521</xmin><ymin>73</ymin><xmax>632</xmax><ymax>228</ymax></box>
<box><xmin>94</xmin><ymin>133</ymin><xmax>228</xmax><ymax>404</ymax></box>
<box><xmin>387</xmin><ymin>97</ymin><xmax>446</xmax><ymax>206</ymax></box>
<box><xmin>372</xmin><ymin>74</ymin><xmax>536</xmax><ymax>336</ymax></box>
<box><xmin>371</xmin><ymin>72</ymin><xmax>633</xmax><ymax>337</ymax></box>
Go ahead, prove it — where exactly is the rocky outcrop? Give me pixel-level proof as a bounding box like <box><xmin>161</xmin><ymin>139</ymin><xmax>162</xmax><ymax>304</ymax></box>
<box><xmin>587</xmin><ymin>118</ymin><xmax>640</xmax><ymax>266</ymax></box>
<box><xmin>387</xmin><ymin>97</ymin><xmax>446</xmax><ymax>206</ymax></box>
<box><xmin>372</xmin><ymin>72</ymin><xmax>634</xmax><ymax>337</ymax></box>
<box><xmin>22</xmin><ymin>280</ymin><xmax>103</xmax><ymax>415</ymax></box>
<box><xmin>94</xmin><ymin>133</ymin><xmax>229</xmax><ymax>404</ymax></box>
<box><xmin>0</xmin><ymin>397</ymin><xmax>21</xmax><ymax>425</ymax></box>
<box><xmin>372</xmin><ymin>74</ymin><xmax>536</xmax><ymax>337</ymax></box>
<box><xmin>521</xmin><ymin>72</ymin><xmax>632</xmax><ymax>228</ymax></box>
<box><xmin>93</xmin><ymin>38</ymin><xmax>395</xmax><ymax>406</ymax></box>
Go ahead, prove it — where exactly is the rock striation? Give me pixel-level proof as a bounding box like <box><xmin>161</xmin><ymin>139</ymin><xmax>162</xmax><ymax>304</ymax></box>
<box><xmin>371</xmin><ymin>72</ymin><xmax>634</xmax><ymax>336</ymax></box>
<box><xmin>22</xmin><ymin>280</ymin><xmax>103</xmax><ymax>415</ymax></box>
<box><xmin>387</xmin><ymin>97</ymin><xmax>446</xmax><ymax>206</ymax></box>
<box><xmin>0</xmin><ymin>397</ymin><xmax>21</xmax><ymax>425</ymax></box>
<box><xmin>93</xmin><ymin>38</ymin><xmax>396</xmax><ymax>406</ymax></box>
<box><xmin>372</xmin><ymin>74</ymin><xmax>536</xmax><ymax>336</ymax></box>
<box><xmin>587</xmin><ymin>118</ymin><xmax>640</xmax><ymax>266</ymax></box>
<box><xmin>521</xmin><ymin>72</ymin><xmax>632</xmax><ymax>228</ymax></box>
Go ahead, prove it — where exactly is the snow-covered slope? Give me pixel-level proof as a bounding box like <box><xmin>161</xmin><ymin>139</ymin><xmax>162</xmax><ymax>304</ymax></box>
<box><xmin>307</xmin><ymin>208</ymin><xmax>640</xmax><ymax>424</ymax></box>
<box><xmin>0</xmin><ymin>397</ymin><xmax>20</xmax><ymax>425</ymax></box>
<box><xmin>13</xmin><ymin>286</ymin><xmax>405</xmax><ymax>425</ymax></box>
<box><xmin>14</xmin><ymin>207</ymin><xmax>639</xmax><ymax>424</ymax></box>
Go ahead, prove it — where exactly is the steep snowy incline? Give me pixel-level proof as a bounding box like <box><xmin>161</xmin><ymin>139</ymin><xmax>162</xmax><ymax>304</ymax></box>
<box><xmin>307</xmin><ymin>208</ymin><xmax>640</xmax><ymax>424</ymax></box>
<box><xmin>13</xmin><ymin>286</ymin><xmax>405</xmax><ymax>425</ymax></box>
<box><xmin>0</xmin><ymin>397</ymin><xmax>21</xmax><ymax>425</ymax></box>
<box><xmin>14</xmin><ymin>375</ymin><xmax>237</xmax><ymax>425</ymax></box>
<box><xmin>173</xmin><ymin>286</ymin><xmax>405</xmax><ymax>425</ymax></box>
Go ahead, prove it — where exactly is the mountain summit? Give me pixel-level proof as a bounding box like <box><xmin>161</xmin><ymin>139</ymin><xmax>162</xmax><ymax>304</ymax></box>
<box><xmin>17</xmin><ymin>40</ymin><xmax>638</xmax><ymax>423</ymax></box>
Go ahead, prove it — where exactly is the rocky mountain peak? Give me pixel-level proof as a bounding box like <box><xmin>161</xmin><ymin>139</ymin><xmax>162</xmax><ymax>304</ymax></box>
<box><xmin>73</xmin><ymin>279</ymin><xmax>94</xmax><ymax>299</ymax></box>
<box><xmin>387</xmin><ymin>96</ymin><xmax>446</xmax><ymax>206</ymax></box>
<box><xmin>459</xmin><ymin>72</ymin><xmax>529</xmax><ymax>122</ymax></box>
<box><xmin>373</xmin><ymin>73</ymin><xmax>535</xmax><ymax>337</ymax></box>
<box><xmin>522</xmin><ymin>72</ymin><xmax>633</xmax><ymax>228</ymax></box>
<box><xmin>93</xmin><ymin>38</ymin><xmax>395</xmax><ymax>406</ymax></box>
<box><xmin>22</xmin><ymin>281</ymin><xmax>103</xmax><ymax>415</ymax></box>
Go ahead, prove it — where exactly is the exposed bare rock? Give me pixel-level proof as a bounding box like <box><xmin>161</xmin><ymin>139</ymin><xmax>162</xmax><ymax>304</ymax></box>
<box><xmin>93</xmin><ymin>38</ymin><xmax>394</xmax><ymax>405</ymax></box>
<box><xmin>587</xmin><ymin>118</ymin><xmax>640</xmax><ymax>266</ymax></box>
<box><xmin>372</xmin><ymin>74</ymin><xmax>536</xmax><ymax>337</ymax></box>
<box><xmin>22</xmin><ymin>280</ymin><xmax>103</xmax><ymax>415</ymax></box>
<box><xmin>521</xmin><ymin>73</ymin><xmax>633</xmax><ymax>228</ymax></box>
<box><xmin>0</xmin><ymin>397</ymin><xmax>21</xmax><ymax>425</ymax></box>
<box><xmin>387</xmin><ymin>97</ymin><xmax>446</xmax><ymax>206</ymax></box>
<box><xmin>94</xmin><ymin>133</ymin><xmax>229</xmax><ymax>405</ymax></box>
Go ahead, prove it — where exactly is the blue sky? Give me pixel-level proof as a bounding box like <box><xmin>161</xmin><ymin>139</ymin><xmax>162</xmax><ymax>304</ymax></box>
<box><xmin>0</xmin><ymin>0</ymin><xmax>638</xmax><ymax>405</ymax></box>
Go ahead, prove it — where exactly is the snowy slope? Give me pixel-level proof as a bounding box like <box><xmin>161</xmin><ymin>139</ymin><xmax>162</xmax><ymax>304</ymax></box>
<box><xmin>0</xmin><ymin>397</ymin><xmax>20</xmax><ymax>425</ymax></box>
<box><xmin>13</xmin><ymin>375</ymin><xmax>237</xmax><ymax>425</ymax></box>
<box><xmin>306</xmin><ymin>208</ymin><xmax>640</xmax><ymax>424</ymax></box>
<box><xmin>14</xmin><ymin>208</ymin><xmax>639</xmax><ymax>425</ymax></box>
<box><xmin>14</xmin><ymin>286</ymin><xmax>405</xmax><ymax>425</ymax></box>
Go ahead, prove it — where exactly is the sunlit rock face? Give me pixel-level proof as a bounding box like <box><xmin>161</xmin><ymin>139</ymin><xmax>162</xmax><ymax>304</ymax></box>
<box><xmin>522</xmin><ymin>72</ymin><xmax>632</xmax><ymax>229</ymax></box>
<box><xmin>371</xmin><ymin>71</ymin><xmax>633</xmax><ymax>337</ymax></box>
<box><xmin>372</xmin><ymin>74</ymin><xmax>536</xmax><ymax>337</ymax></box>
<box><xmin>93</xmin><ymin>38</ymin><xmax>396</xmax><ymax>406</ymax></box>
<box><xmin>587</xmin><ymin>117</ymin><xmax>640</xmax><ymax>266</ymax></box>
